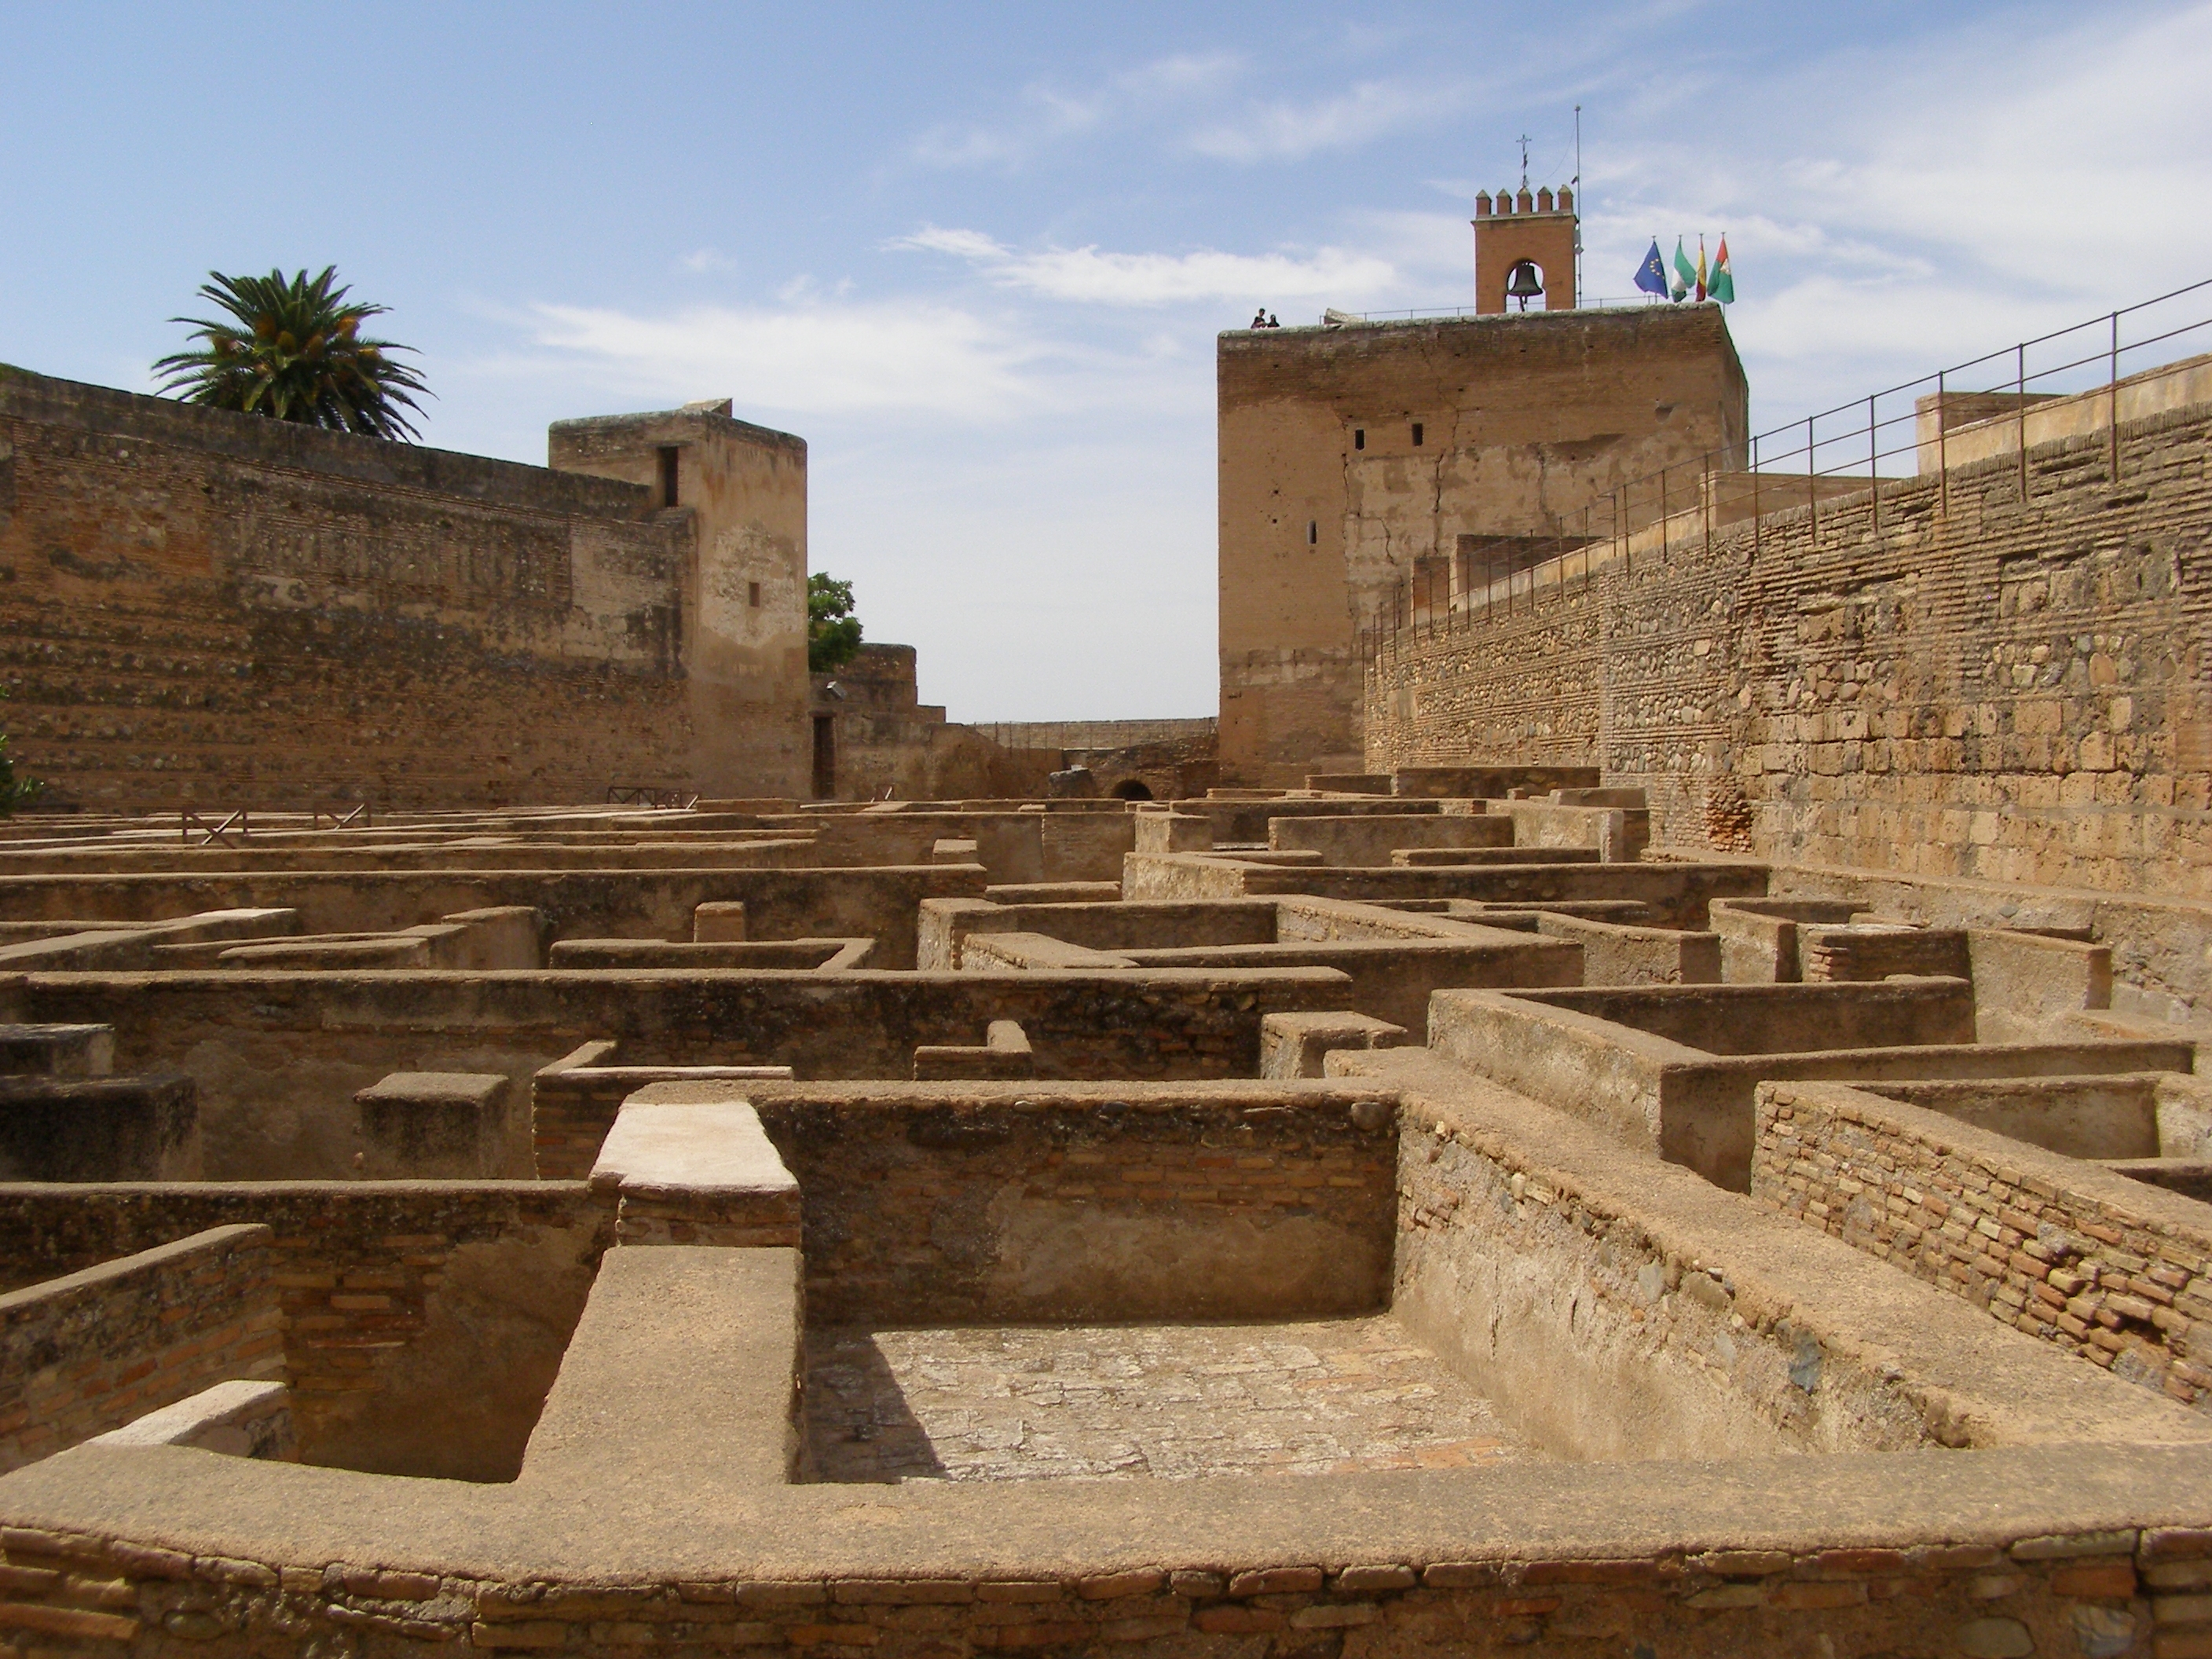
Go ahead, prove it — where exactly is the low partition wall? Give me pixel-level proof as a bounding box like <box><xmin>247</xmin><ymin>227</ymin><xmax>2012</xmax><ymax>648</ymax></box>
<box><xmin>0</xmin><ymin>1182</ymin><xmax>608</xmax><ymax>1481</ymax></box>
<box><xmin>14</xmin><ymin>969</ymin><xmax>1350</xmax><ymax>1179</ymax></box>
<box><xmin>1754</xmin><ymin>1078</ymin><xmax>2212</xmax><ymax>1415</ymax></box>
<box><xmin>1122</xmin><ymin>852</ymin><xmax>1767</xmax><ymax>928</ymax></box>
<box><xmin>725</xmin><ymin>1079</ymin><xmax>1401</xmax><ymax>1325</ymax></box>
<box><xmin>1771</xmin><ymin>861</ymin><xmax>2197</xmax><ymax>1027</ymax></box>
<box><xmin>917</xmin><ymin>898</ymin><xmax>1280</xmax><ymax>971</ymax></box>
<box><xmin>1426</xmin><ymin>982</ymin><xmax>2190</xmax><ymax>1192</ymax></box>
<box><xmin>17</xmin><ymin>1440</ymin><xmax>2212</xmax><ymax>1659</ymax></box>
<box><xmin>0</xmin><ymin>1224</ymin><xmax>280</xmax><ymax>1473</ymax></box>
<box><xmin>0</xmin><ymin>866</ymin><xmax>985</xmax><ymax>969</ymax></box>
<box><xmin>1342</xmin><ymin>1047</ymin><xmax>2205</xmax><ymax>1461</ymax></box>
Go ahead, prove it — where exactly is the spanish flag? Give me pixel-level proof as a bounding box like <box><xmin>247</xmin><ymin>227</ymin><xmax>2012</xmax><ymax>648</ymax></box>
<box><xmin>1708</xmin><ymin>236</ymin><xmax>1735</xmax><ymax>304</ymax></box>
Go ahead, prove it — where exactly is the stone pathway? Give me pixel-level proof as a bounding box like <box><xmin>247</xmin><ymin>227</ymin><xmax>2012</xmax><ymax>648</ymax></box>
<box><xmin>803</xmin><ymin>1315</ymin><xmax>1540</xmax><ymax>1482</ymax></box>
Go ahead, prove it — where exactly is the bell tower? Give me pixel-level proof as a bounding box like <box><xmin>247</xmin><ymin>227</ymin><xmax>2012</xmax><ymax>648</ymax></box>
<box><xmin>1474</xmin><ymin>185</ymin><xmax>1579</xmax><ymax>314</ymax></box>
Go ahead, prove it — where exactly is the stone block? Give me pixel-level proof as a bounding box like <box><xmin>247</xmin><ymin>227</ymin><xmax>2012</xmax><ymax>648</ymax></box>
<box><xmin>694</xmin><ymin>902</ymin><xmax>749</xmax><ymax>943</ymax></box>
<box><xmin>0</xmin><ymin>1073</ymin><xmax>200</xmax><ymax>1181</ymax></box>
<box><xmin>1261</xmin><ymin>1011</ymin><xmax>1409</xmax><ymax>1079</ymax></box>
<box><xmin>353</xmin><ymin>1072</ymin><xmax>510</xmax><ymax>1179</ymax></box>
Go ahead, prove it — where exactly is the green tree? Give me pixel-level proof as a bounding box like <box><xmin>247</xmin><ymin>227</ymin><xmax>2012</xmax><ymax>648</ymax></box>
<box><xmin>0</xmin><ymin>689</ymin><xmax>42</xmax><ymax>817</ymax></box>
<box><xmin>153</xmin><ymin>267</ymin><xmax>429</xmax><ymax>440</ymax></box>
<box><xmin>808</xmin><ymin>573</ymin><xmax>864</xmax><ymax>674</ymax></box>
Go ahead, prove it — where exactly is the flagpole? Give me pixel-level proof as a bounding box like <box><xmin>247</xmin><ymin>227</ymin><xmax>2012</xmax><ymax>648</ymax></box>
<box><xmin>1573</xmin><ymin>104</ymin><xmax>1583</xmax><ymax>309</ymax></box>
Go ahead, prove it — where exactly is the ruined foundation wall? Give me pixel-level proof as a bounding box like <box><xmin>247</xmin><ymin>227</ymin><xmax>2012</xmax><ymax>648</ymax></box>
<box><xmin>0</xmin><ymin>1183</ymin><xmax>606</xmax><ymax>1481</ymax></box>
<box><xmin>0</xmin><ymin>1225</ymin><xmax>280</xmax><ymax>1473</ymax></box>
<box><xmin>1754</xmin><ymin>1079</ymin><xmax>2212</xmax><ymax>1415</ymax></box>
<box><xmin>745</xmin><ymin>1082</ymin><xmax>1397</xmax><ymax>1325</ymax></box>
<box><xmin>1364</xmin><ymin>401</ymin><xmax>2212</xmax><ymax>898</ymax></box>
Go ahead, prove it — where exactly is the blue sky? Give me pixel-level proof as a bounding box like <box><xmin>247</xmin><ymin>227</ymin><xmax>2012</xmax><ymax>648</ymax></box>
<box><xmin>5</xmin><ymin>2</ymin><xmax>2209</xmax><ymax>720</ymax></box>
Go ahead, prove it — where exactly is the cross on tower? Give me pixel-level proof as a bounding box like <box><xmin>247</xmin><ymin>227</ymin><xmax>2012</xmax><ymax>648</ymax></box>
<box><xmin>1518</xmin><ymin>134</ymin><xmax>1531</xmax><ymax>191</ymax></box>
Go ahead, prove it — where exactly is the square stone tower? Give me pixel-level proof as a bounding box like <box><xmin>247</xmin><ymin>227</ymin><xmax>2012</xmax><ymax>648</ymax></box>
<box><xmin>1217</xmin><ymin>304</ymin><xmax>1748</xmax><ymax>786</ymax></box>
<box><xmin>551</xmin><ymin>401</ymin><xmax>811</xmax><ymax>798</ymax></box>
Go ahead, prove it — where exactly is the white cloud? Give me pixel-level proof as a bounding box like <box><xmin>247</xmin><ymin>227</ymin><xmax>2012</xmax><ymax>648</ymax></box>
<box><xmin>519</xmin><ymin>299</ymin><xmax>1041</xmax><ymax>420</ymax></box>
<box><xmin>679</xmin><ymin>249</ymin><xmax>734</xmax><ymax>275</ymax></box>
<box><xmin>908</xmin><ymin>50</ymin><xmax>1244</xmax><ymax>170</ymax></box>
<box><xmin>1186</xmin><ymin>79</ymin><xmax>1470</xmax><ymax>163</ymax></box>
<box><xmin>893</xmin><ymin>225</ymin><xmax>1396</xmax><ymax>307</ymax></box>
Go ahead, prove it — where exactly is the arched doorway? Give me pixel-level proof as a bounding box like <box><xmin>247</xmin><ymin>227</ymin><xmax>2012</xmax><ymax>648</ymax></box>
<box><xmin>1109</xmin><ymin>778</ymin><xmax>1154</xmax><ymax>801</ymax></box>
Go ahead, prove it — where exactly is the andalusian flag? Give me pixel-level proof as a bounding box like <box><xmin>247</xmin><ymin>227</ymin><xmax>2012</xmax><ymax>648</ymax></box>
<box><xmin>1671</xmin><ymin>237</ymin><xmax>1696</xmax><ymax>302</ymax></box>
<box><xmin>1708</xmin><ymin>235</ymin><xmax>1736</xmax><ymax>304</ymax></box>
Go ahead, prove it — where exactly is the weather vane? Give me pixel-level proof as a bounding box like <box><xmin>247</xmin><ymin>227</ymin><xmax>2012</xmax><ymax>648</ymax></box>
<box><xmin>1517</xmin><ymin>134</ymin><xmax>1531</xmax><ymax>192</ymax></box>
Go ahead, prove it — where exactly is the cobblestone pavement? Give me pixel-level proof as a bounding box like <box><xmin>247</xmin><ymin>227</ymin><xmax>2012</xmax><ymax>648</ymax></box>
<box><xmin>802</xmin><ymin>1316</ymin><xmax>1541</xmax><ymax>1482</ymax></box>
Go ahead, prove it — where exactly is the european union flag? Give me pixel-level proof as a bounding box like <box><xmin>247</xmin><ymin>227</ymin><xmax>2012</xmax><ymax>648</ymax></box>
<box><xmin>1634</xmin><ymin>239</ymin><xmax>1668</xmax><ymax>298</ymax></box>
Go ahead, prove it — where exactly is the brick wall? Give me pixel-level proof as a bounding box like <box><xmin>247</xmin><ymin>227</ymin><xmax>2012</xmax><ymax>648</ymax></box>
<box><xmin>0</xmin><ymin>368</ymin><xmax>786</xmax><ymax>809</ymax></box>
<box><xmin>749</xmin><ymin>1082</ymin><xmax>1397</xmax><ymax>1324</ymax></box>
<box><xmin>1753</xmin><ymin>1079</ymin><xmax>2212</xmax><ymax>1412</ymax></box>
<box><xmin>0</xmin><ymin>1223</ymin><xmax>279</xmax><ymax>1472</ymax></box>
<box><xmin>0</xmin><ymin>1184</ymin><xmax>607</xmax><ymax>1480</ymax></box>
<box><xmin>1365</xmin><ymin>401</ymin><xmax>2212</xmax><ymax>897</ymax></box>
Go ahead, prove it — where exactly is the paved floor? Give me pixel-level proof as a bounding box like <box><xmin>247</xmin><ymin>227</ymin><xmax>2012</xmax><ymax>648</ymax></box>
<box><xmin>802</xmin><ymin>1315</ymin><xmax>1541</xmax><ymax>1482</ymax></box>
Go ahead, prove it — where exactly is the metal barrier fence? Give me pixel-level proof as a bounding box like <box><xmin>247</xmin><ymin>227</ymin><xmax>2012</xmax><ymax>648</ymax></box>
<box><xmin>1362</xmin><ymin>276</ymin><xmax>2212</xmax><ymax>663</ymax></box>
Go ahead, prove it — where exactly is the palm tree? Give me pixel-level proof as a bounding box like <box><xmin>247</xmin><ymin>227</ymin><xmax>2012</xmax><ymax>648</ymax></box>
<box><xmin>153</xmin><ymin>267</ymin><xmax>429</xmax><ymax>440</ymax></box>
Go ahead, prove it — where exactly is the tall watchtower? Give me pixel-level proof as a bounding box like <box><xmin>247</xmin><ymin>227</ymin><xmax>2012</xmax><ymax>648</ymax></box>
<box><xmin>1474</xmin><ymin>186</ymin><xmax>1577</xmax><ymax>314</ymax></box>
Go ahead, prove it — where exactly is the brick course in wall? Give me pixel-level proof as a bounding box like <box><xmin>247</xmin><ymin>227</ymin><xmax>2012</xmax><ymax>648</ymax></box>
<box><xmin>1753</xmin><ymin>1079</ymin><xmax>2212</xmax><ymax>1412</ymax></box>
<box><xmin>0</xmin><ymin>1515</ymin><xmax>2203</xmax><ymax>1658</ymax></box>
<box><xmin>1365</xmin><ymin>401</ymin><xmax>2212</xmax><ymax>898</ymax></box>
<box><xmin>0</xmin><ymin>1225</ymin><xmax>280</xmax><ymax>1473</ymax></box>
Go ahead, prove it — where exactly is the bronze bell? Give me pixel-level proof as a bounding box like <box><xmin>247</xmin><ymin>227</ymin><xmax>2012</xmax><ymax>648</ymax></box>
<box><xmin>1505</xmin><ymin>260</ymin><xmax>1545</xmax><ymax>310</ymax></box>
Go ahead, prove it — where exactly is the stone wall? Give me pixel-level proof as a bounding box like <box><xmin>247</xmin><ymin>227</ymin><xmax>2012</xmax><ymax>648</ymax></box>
<box><xmin>743</xmin><ymin>1081</ymin><xmax>1399</xmax><ymax>1325</ymax></box>
<box><xmin>0</xmin><ymin>368</ymin><xmax>808</xmax><ymax>809</ymax></box>
<box><xmin>0</xmin><ymin>1182</ymin><xmax>607</xmax><ymax>1481</ymax></box>
<box><xmin>0</xmin><ymin>1225</ymin><xmax>280</xmax><ymax>1473</ymax></box>
<box><xmin>1364</xmin><ymin>397</ymin><xmax>2212</xmax><ymax>898</ymax></box>
<box><xmin>14</xmin><ymin>968</ymin><xmax>1350</xmax><ymax>1177</ymax></box>
<box><xmin>1754</xmin><ymin>1079</ymin><xmax>2212</xmax><ymax>1413</ymax></box>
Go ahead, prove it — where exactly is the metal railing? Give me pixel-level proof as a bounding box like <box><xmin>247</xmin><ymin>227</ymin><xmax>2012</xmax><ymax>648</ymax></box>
<box><xmin>606</xmin><ymin>785</ymin><xmax>701</xmax><ymax>810</ymax></box>
<box><xmin>1323</xmin><ymin>295</ymin><xmax>1675</xmax><ymax>325</ymax></box>
<box><xmin>1362</xmin><ymin>276</ymin><xmax>2212</xmax><ymax>662</ymax></box>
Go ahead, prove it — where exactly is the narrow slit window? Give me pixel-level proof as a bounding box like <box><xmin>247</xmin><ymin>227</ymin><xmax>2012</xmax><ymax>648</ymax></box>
<box><xmin>1412</xmin><ymin>422</ymin><xmax>1424</xmax><ymax>446</ymax></box>
<box><xmin>748</xmin><ymin>580</ymin><xmax>762</xmax><ymax>608</ymax></box>
<box><xmin>1307</xmin><ymin>521</ymin><xmax>1318</xmax><ymax>545</ymax></box>
<box><xmin>657</xmin><ymin>446</ymin><xmax>680</xmax><ymax>507</ymax></box>
<box><xmin>1353</xmin><ymin>428</ymin><xmax>1365</xmax><ymax>450</ymax></box>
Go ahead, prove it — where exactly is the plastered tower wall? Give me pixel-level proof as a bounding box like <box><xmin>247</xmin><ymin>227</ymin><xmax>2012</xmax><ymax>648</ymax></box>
<box><xmin>0</xmin><ymin>367</ymin><xmax>808</xmax><ymax>808</ymax></box>
<box><xmin>549</xmin><ymin>403</ymin><xmax>809</xmax><ymax>799</ymax></box>
<box><xmin>1217</xmin><ymin>305</ymin><xmax>1749</xmax><ymax>786</ymax></box>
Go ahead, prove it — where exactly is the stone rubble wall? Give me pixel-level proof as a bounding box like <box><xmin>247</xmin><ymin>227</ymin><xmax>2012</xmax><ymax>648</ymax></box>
<box><xmin>1</xmin><ymin>1522</ymin><xmax>2203</xmax><ymax>1659</ymax></box>
<box><xmin>1754</xmin><ymin>1079</ymin><xmax>2212</xmax><ymax>1413</ymax></box>
<box><xmin>0</xmin><ymin>1225</ymin><xmax>279</xmax><ymax>1474</ymax></box>
<box><xmin>1364</xmin><ymin>401</ymin><xmax>2212</xmax><ymax>899</ymax></box>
